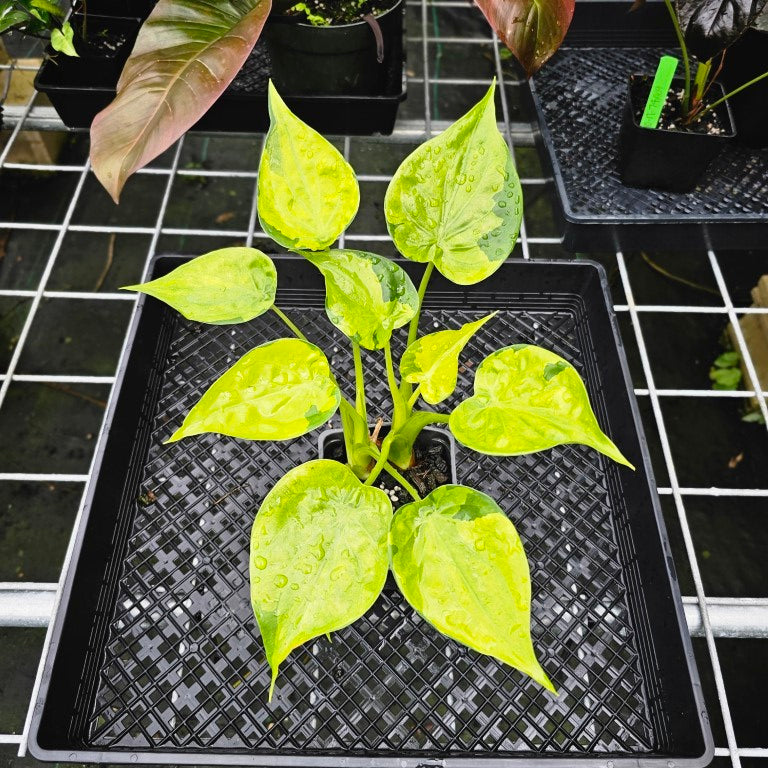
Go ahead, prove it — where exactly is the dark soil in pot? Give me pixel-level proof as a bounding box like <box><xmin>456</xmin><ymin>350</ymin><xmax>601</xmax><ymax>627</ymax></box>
<box><xmin>618</xmin><ymin>74</ymin><xmax>736</xmax><ymax>192</ymax></box>
<box><xmin>319</xmin><ymin>426</ymin><xmax>455</xmax><ymax>510</ymax></box>
<box><xmin>69</xmin><ymin>14</ymin><xmax>140</xmax><ymax>59</ymax></box>
<box><xmin>263</xmin><ymin>0</ymin><xmax>403</xmax><ymax>96</ymax></box>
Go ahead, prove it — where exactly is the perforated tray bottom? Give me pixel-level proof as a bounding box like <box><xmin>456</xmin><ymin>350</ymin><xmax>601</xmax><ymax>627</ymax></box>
<box><xmin>82</xmin><ymin>311</ymin><xmax>655</xmax><ymax>754</ymax></box>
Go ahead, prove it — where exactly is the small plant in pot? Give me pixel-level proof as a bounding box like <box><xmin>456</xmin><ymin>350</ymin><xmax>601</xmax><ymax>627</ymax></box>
<box><xmin>1</xmin><ymin>0</ymin><xmax>78</xmax><ymax>55</ymax></box>
<box><xmin>619</xmin><ymin>0</ymin><xmax>768</xmax><ymax>192</ymax></box>
<box><xmin>124</xmin><ymin>81</ymin><xmax>633</xmax><ymax>700</ymax></box>
<box><xmin>263</xmin><ymin>0</ymin><xmax>403</xmax><ymax>96</ymax></box>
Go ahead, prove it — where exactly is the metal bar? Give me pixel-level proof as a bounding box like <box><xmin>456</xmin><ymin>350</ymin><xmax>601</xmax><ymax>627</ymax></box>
<box><xmin>0</xmin><ymin>473</ymin><xmax>88</xmax><ymax>482</ymax></box>
<box><xmin>683</xmin><ymin>597</ymin><xmax>768</xmax><ymax>639</ymax></box>
<box><xmin>0</xmin><ymin>583</ymin><xmax>57</xmax><ymax>627</ymax></box>
<box><xmin>0</xmin><ymin>375</ymin><xmax>117</xmax><ymax>384</ymax></box>
<box><xmin>5</xmin><ymin>585</ymin><xmax>768</xmax><ymax>638</ymax></box>
<box><xmin>656</xmin><ymin>487</ymin><xmax>768</xmax><ymax>497</ymax></box>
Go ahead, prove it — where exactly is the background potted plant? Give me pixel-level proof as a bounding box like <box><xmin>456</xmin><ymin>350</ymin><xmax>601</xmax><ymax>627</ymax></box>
<box><xmin>618</xmin><ymin>0</ymin><xmax>768</xmax><ymax>191</ymax></box>
<box><xmin>86</xmin><ymin>0</ymin><xmax>576</xmax><ymax>203</ymax></box>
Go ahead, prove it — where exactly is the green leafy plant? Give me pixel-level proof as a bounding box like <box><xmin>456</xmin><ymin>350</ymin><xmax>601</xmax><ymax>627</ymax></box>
<box><xmin>709</xmin><ymin>350</ymin><xmax>742</xmax><ymax>390</ymax></box>
<box><xmin>125</xmin><ymin>81</ymin><xmax>633</xmax><ymax>700</ymax></box>
<box><xmin>89</xmin><ymin>0</ymin><xmax>574</xmax><ymax>202</ymax></box>
<box><xmin>0</xmin><ymin>0</ymin><xmax>77</xmax><ymax>55</ymax></box>
<box><xmin>634</xmin><ymin>0</ymin><xmax>768</xmax><ymax>126</ymax></box>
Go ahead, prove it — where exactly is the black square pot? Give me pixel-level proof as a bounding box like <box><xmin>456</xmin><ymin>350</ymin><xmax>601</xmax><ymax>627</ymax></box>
<box><xmin>618</xmin><ymin>74</ymin><xmax>736</xmax><ymax>192</ymax></box>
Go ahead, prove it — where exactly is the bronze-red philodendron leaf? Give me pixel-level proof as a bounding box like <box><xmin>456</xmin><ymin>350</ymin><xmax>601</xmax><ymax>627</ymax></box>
<box><xmin>90</xmin><ymin>0</ymin><xmax>271</xmax><ymax>203</ymax></box>
<box><xmin>475</xmin><ymin>0</ymin><xmax>575</xmax><ymax>77</ymax></box>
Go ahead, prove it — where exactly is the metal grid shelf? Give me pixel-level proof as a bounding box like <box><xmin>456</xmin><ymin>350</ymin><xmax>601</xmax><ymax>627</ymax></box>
<box><xmin>1</xmin><ymin>2</ymin><xmax>767</xmax><ymax>765</ymax></box>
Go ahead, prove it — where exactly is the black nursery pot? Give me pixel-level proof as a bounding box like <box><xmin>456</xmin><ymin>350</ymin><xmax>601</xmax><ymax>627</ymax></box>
<box><xmin>70</xmin><ymin>13</ymin><xmax>140</xmax><ymax>60</ymax></box>
<box><xmin>71</xmin><ymin>0</ymin><xmax>156</xmax><ymax>19</ymax></box>
<box><xmin>34</xmin><ymin>14</ymin><xmax>139</xmax><ymax>125</ymax></box>
<box><xmin>318</xmin><ymin>425</ymin><xmax>458</xmax><ymax>500</ymax></box>
<box><xmin>721</xmin><ymin>29</ymin><xmax>768</xmax><ymax>148</ymax></box>
<box><xmin>618</xmin><ymin>74</ymin><xmax>736</xmax><ymax>193</ymax></box>
<box><xmin>263</xmin><ymin>0</ymin><xmax>403</xmax><ymax>96</ymax></box>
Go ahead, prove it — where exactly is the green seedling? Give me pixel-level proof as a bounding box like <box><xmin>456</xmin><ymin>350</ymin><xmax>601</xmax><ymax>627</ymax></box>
<box><xmin>0</xmin><ymin>0</ymin><xmax>77</xmax><ymax>55</ymax></box>
<box><xmin>125</xmin><ymin>81</ymin><xmax>633</xmax><ymax>701</ymax></box>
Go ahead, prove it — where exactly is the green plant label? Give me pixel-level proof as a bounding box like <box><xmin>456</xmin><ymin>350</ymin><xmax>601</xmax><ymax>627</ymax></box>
<box><xmin>449</xmin><ymin>344</ymin><xmax>633</xmax><ymax>467</ymax></box>
<box><xmin>384</xmin><ymin>82</ymin><xmax>521</xmax><ymax>285</ymax></box>
<box><xmin>168</xmin><ymin>338</ymin><xmax>339</xmax><ymax>442</ymax></box>
<box><xmin>400</xmin><ymin>312</ymin><xmax>496</xmax><ymax>404</ymax></box>
<box><xmin>304</xmin><ymin>249</ymin><xmax>419</xmax><ymax>350</ymax></box>
<box><xmin>389</xmin><ymin>484</ymin><xmax>555</xmax><ymax>692</ymax></box>
<box><xmin>258</xmin><ymin>83</ymin><xmax>360</xmax><ymax>251</ymax></box>
<box><xmin>639</xmin><ymin>55</ymin><xmax>678</xmax><ymax>129</ymax></box>
<box><xmin>251</xmin><ymin>459</ymin><xmax>392</xmax><ymax>698</ymax></box>
<box><xmin>123</xmin><ymin>247</ymin><xmax>277</xmax><ymax>324</ymax></box>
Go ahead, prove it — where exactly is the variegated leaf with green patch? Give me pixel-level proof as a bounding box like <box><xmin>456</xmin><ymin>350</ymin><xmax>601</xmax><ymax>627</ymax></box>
<box><xmin>389</xmin><ymin>484</ymin><xmax>555</xmax><ymax>693</ymax></box>
<box><xmin>123</xmin><ymin>248</ymin><xmax>276</xmax><ymax>324</ymax></box>
<box><xmin>400</xmin><ymin>312</ymin><xmax>496</xmax><ymax>404</ymax></box>
<box><xmin>251</xmin><ymin>460</ymin><xmax>391</xmax><ymax>699</ymax></box>
<box><xmin>168</xmin><ymin>338</ymin><xmax>339</xmax><ymax>442</ymax></box>
<box><xmin>449</xmin><ymin>344</ymin><xmax>633</xmax><ymax>467</ymax></box>
<box><xmin>384</xmin><ymin>82</ymin><xmax>521</xmax><ymax>285</ymax></box>
<box><xmin>258</xmin><ymin>83</ymin><xmax>359</xmax><ymax>251</ymax></box>
<box><xmin>304</xmin><ymin>249</ymin><xmax>418</xmax><ymax>350</ymax></box>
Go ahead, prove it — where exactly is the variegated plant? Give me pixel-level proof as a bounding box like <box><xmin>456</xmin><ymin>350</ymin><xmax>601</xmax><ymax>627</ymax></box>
<box><xmin>125</xmin><ymin>81</ymin><xmax>633</xmax><ymax>700</ymax></box>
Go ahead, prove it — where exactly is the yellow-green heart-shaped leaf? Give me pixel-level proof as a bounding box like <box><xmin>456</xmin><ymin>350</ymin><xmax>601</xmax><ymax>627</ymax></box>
<box><xmin>122</xmin><ymin>248</ymin><xmax>277</xmax><ymax>325</ymax></box>
<box><xmin>251</xmin><ymin>459</ymin><xmax>392</xmax><ymax>698</ymax></box>
<box><xmin>449</xmin><ymin>345</ymin><xmax>633</xmax><ymax>467</ymax></box>
<box><xmin>304</xmin><ymin>249</ymin><xmax>418</xmax><ymax>350</ymax></box>
<box><xmin>384</xmin><ymin>82</ymin><xmax>521</xmax><ymax>285</ymax></box>
<box><xmin>257</xmin><ymin>83</ymin><xmax>359</xmax><ymax>251</ymax></box>
<box><xmin>168</xmin><ymin>338</ymin><xmax>339</xmax><ymax>442</ymax></box>
<box><xmin>389</xmin><ymin>484</ymin><xmax>555</xmax><ymax>693</ymax></box>
<box><xmin>400</xmin><ymin>312</ymin><xmax>496</xmax><ymax>404</ymax></box>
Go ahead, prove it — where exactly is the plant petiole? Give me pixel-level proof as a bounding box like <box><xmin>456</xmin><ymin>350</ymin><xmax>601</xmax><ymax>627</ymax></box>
<box><xmin>271</xmin><ymin>305</ymin><xmax>308</xmax><ymax>341</ymax></box>
<box><xmin>401</xmin><ymin>262</ymin><xmax>435</xmax><ymax>406</ymax></box>
<box><xmin>385</xmin><ymin>340</ymin><xmax>408</xmax><ymax>429</ymax></box>
<box><xmin>407</xmin><ymin>384</ymin><xmax>422</xmax><ymax>410</ymax></box>
<box><xmin>382</xmin><ymin>461</ymin><xmax>421</xmax><ymax>501</ymax></box>
<box><xmin>352</xmin><ymin>341</ymin><xmax>367</xmax><ymax>425</ymax></box>
<box><xmin>662</xmin><ymin>0</ymin><xmax>691</xmax><ymax>113</ymax></box>
<box><xmin>363</xmin><ymin>437</ymin><xmax>392</xmax><ymax>487</ymax></box>
<box><xmin>695</xmin><ymin>69</ymin><xmax>768</xmax><ymax>122</ymax></box>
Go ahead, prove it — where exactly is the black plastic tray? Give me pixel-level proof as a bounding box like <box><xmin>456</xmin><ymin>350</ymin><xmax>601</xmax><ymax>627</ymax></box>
<box><xmin>528</xmin><ymin>3</ymin><xmax>768</xmax><ymax>252</ymax></box>
<box><xmin>28</xmin><ymin>255</ymin><xmax>712</xmax><ymax>766</ymax></box>
<box><xmin>34</xmin><ymin>16</ymin><xmax>406</xmax><ymax>135</ymax></box>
